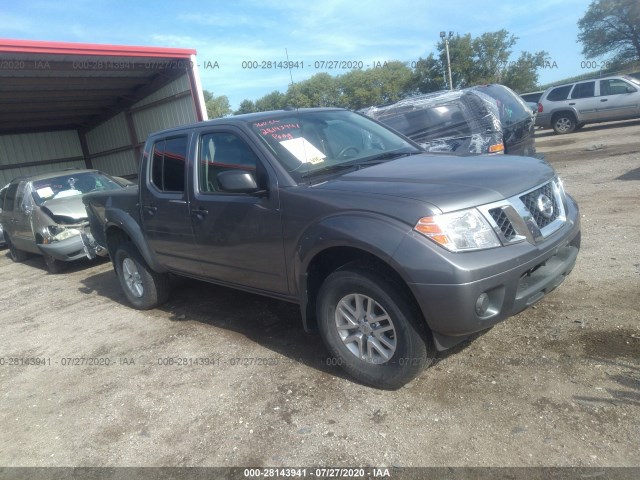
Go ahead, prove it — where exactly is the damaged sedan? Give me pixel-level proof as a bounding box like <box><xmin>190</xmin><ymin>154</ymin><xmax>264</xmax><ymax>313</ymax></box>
<box><xmin>0</xmin><ymin>169</ymin><xmax>130</xmax><ymax>273</ymax></box>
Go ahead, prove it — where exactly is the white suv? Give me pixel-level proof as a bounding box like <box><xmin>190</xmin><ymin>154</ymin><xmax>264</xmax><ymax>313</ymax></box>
<box><xmin>536</xmin><ymin>75</ymin><xmax>640</xmax><ymax>134</ymax></box>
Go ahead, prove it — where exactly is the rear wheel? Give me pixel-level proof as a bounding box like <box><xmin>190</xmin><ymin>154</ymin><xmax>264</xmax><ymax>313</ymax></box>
<box><xmin>316</xmin><ymin>267</ymin><xmax>432</xmax><ymax>389</ymax></box>
<box><xmin>114</xmin><ymin>242</ymin><xmax>170</xmax><ymax>309</ymax></box>
<box><xmin>552</xmin><ymin>112</ymin><xmax>576</xmax><ymax>134</ymax></box>
<box><xmin>43</xmin><ymin>252</ymin><xmax>67</xmax><ymax>274</ymax></box>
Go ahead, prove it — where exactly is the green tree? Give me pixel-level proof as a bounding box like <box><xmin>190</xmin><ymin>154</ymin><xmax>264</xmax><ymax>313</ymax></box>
<box><xmin>235</xmin><ymin>99</ymin><xmax>257</xmax><ymax>114</ymax></box>
<box><xmin>203</xmin><ymin>90</ymin><xmax>231</xmax><ymax>119</ymax></box>
<box><xmin>411</xmin><ymin>30</ymin><xmax>547</xmax><ymax>93</ymax></box>
<box><xmin>255</xmin><ymin>90</ymin><xmax>287</xmax><ymax>111</ymax></box>
<box><xmin>578</xmin><ymin>0</ymin><xmax>640</xmax><ymax>63</ymax></box>
<box><xmin>337</xmin><ymin>61</ymin><xmax>413</xmax><ymax>109</ymax></box>
<box><xmin>502</xmin><ymin>51</ymin><xmax>550</xmax><ymax>92</ymax></box>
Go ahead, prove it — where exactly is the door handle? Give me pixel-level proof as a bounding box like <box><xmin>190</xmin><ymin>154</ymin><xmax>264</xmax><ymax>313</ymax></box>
<box><xmin>142</xmin><ymin>205</ymin><xmax>157</xmax><ymax>215</ymax></box>
<box><xmin>600</xmin><ymin>99</ymin><xmax>608</xmax><ymax>102</ymax></box>
<box><xmin>568</xmin><ymin>103</ymin><xmax>575</xmax><ymax>105</ymax></box>
<box><xmin>191</xmin><ymin>207</ymin><xmax>208</xmax><ymax>220</ymax></box>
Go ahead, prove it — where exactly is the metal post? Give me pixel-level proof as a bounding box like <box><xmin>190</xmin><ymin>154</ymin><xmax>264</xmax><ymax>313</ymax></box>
<box><xmin>445</xmin><ymin>38</ymin><xmax>453</xmax><ymax>91</ymax></box>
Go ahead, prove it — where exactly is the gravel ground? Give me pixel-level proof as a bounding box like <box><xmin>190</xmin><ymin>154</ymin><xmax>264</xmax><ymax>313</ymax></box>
<box><xmin>0</xmin><ymin>119</ymin><xmax>638</xmax><ymax>468</ymax></box>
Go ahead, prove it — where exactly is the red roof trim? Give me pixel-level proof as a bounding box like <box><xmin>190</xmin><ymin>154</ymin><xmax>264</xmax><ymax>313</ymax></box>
<box><xmin>0</xmin><ymin>38</ymin><xmax>196</xmax><ymax>58</ymax></box>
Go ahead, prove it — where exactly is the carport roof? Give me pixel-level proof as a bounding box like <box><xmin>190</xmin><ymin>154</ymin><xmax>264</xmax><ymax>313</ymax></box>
<box><xmin>0</xmin><ymin>39</ymin><xmax>198</xmax><ymax>134</ymax></box>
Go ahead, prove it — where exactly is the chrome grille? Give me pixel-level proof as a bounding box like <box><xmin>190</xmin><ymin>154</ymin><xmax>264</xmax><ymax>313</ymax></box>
<box><xmin>489</xmin><ymin>208</ymin><xmax>517</xmax><ymax>240</ymax></box>
<box><xmin>520</xmin><ymin>182</ymin><xmax>559</xmax><ymax>229</ymax></box>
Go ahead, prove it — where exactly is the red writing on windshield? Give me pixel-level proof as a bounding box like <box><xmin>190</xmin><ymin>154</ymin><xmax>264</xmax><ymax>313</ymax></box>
<box><xmin>259</xmin><ymin>123</ymin><xmax>300</xmax><ymax>137</ymax></box>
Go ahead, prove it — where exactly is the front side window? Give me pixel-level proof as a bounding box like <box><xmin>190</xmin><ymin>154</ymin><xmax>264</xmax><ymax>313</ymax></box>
<box><xmin>600</xmin><ymin>78</ymin><xmax>635</xmax><ymax>96</ymax></box>
<box><xmin>150</xmin><ymin>136</ymin><xmax>187</xmax><ymax>193</ymax></box>
<box><xmin>571</xmin><ymin>81</ymin><xmax>595</xmax><ymax>99</ymax></box>
<box><xmin>198</xmin><ymin>132</ymin><xmax>258</xmax><ymax>193</ymax></box>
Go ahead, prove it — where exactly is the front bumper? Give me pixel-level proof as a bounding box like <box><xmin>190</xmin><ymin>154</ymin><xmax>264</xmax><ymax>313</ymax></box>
<box><xmin>38</xmin><ymin>234</ymin><xmax>88</xmax><ymax>261</ymax></box>
<box><xmin>395</xmin><ymin>196</ymin><xmax>581</xmax><ymax>350</ymax></box>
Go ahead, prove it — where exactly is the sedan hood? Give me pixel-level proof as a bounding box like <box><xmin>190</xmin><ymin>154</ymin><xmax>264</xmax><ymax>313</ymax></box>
<box><xmin>316</xmin><ymin>154</ymin><xmax>555</xmax><ymax>213</ymax></box>
<box><xmin>41</xmin><ymin>195</ymin><xmax>88</xmax><ymax>221</ymax></box>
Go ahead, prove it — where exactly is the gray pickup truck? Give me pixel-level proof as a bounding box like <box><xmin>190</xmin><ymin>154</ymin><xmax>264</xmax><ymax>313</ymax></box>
<box><xmin>83</xmin><ymin>108</ymin><xmax>581</xmax><ymax>389</ymax></box>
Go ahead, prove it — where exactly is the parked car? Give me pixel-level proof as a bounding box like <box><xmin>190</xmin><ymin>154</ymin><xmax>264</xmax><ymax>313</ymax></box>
<box><xmin>362</xmin><ymin>90</ymin><xmax>505</xmax><ymax>155</ymax></box>
<box><xmin>83</xmin><ymin>107</ymin><xmax>581</xmax><ymax>389</ymax></box>
<box><xmin>520</xmin><ymin>91</ymin><xmax>544</xmax><ymax>104</ymax></box>
<box><xmin>536</xmin><ymin>75</ymin><xmax>640</xmax><ymax>134</ymax></box>
<box><xmin>364</xmin><ymin>84</ymin><xmax>537</xmax><ymax>157</ymax></box>
<box><xmin>469</xmin><ymin>84</ymin><xmax>538</xmax><ymax>157</ymax></box>
<box><xmin>0</xmin><ymin>169</ymin><xmax>130</xmax><ymax>273</ymax></box>
<box><xmin>0</xmin><ymin>184</ymin><xmax>8</xmax><ymax>247</ymax></box>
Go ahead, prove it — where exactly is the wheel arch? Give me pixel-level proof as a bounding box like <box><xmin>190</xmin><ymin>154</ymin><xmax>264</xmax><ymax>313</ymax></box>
<box><xmin>104</xmin><ymin>209</ymin><xmax>167</xmax><ymax>273</ymax></box>
<box><xmin>300</xmin><ymin>245</ymin><xmax>426</xmax><ymax>336</ymax></box>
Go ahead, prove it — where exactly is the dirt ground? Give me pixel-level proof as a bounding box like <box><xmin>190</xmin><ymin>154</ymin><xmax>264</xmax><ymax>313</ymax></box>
<box><xmin>0</xmin><ymin>119</ymin><xmax>638</xmax><ymax>469</ymax></box>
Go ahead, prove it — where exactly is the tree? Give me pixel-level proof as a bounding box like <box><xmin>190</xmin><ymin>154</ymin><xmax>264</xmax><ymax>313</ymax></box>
<box><xmin>235</xmin><ymin>99</ymin><xmax>256</xmax><ymax>115</ymax></box>
<box><xmin>254</xmin><ymin>90</ymin><xmax>287</xmax><ymax>111</ymax></box>
<box><xmin>203</xmin><ymin>90</ymin><xmax>231</xmax><ymax>118</ymax></box>
<box><xmin>502</xmin><ymin>51</ymin><xmax>550</xmax><ymax>92</ymax></box>
<box><xmin>578</xmin><ymin>0</ymin><xmax>640</xmax><ymax>63</ymax></box>
<box><xmin>411</xmin><ymin>30</ymin><xmax>548</xmax><ymax>94</ymax></box>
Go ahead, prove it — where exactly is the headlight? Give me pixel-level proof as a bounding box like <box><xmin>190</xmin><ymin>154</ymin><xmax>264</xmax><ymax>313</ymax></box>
<box><xmin>414</xmin><ymin>208</ymin><xmax>500</xmax><ymax>252</ymax></box>
<box><xmin>46</xmin><ymin>225</ymin><xmax>81</xmax><ymax>242</ymax></box>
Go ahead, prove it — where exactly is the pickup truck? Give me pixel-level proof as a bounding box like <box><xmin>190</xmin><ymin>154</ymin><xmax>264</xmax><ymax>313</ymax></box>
<box><xmin>83</xmin><ymin>108</ymin><xmax>581</xmax><ymax>389</ymax></box>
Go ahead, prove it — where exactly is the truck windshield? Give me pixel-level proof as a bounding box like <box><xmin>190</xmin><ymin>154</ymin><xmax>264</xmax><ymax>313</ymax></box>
<box><xmin>248</xmin><ymin>110</ymin><xmax>420</xmax><ymax>180</ymax></box>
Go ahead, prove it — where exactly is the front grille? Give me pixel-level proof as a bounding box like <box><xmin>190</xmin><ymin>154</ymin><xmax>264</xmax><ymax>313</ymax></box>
<box><xmin>520</xmin><ymin>182</ymin><xmax>559</xmax><ymax>229</ymax></box>
<box><xmin>489</xmin><ymin>208</ymin><xmax>517</xmax><ymax>240</ymax></box>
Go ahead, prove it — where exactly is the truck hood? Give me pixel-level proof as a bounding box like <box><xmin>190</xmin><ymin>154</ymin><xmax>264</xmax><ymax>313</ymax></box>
<box><xmin>41</xmin><ymin>195</ymin><xmax>88</xmax><ymax>221</ymax></box>
<box><xmin>316</xmin><ymin>153</ymin><xmax>555</xmax><ymax>213</ymax></box>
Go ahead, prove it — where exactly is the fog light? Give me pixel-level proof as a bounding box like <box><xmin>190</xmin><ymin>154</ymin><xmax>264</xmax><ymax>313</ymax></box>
<box><xmin>475</xmin><ymin>293</ymin><xmax>490</xmax><ymax>316</ymax></box>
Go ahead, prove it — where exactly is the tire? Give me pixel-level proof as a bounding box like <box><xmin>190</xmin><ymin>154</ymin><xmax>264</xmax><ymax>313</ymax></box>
<box><xmin>7</xmin><ymin>236</ymin><xmax>30</xmax><ymax>262</ymax></box>
<box><xmin>316</xmin><ymin>267</ymin><xmax>432</xmax><ymax>389</ymax></box>
<box><xmin>552</xmin><ymin>112</ymin><xmax>576</xmax><ymax>134</ymax></box>
<box><xmin>43</xmin><ymin>252</ymin><xmax>67</xmax><ymax>274</ymax></box>
<box><xmin>114</xmin><ymin>241</ymin><xmax>170</xmax><ymax>310</ymax></box>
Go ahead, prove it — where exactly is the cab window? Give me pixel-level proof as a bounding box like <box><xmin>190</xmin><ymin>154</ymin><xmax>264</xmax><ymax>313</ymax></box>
<box><xmin>198</xmin><ymin>133</ymin><xmax>258</xmax><ymax>193</ymax></box>
<box><xmin>150</xmin><ymin>136</ymin><xmax>188</xmax><ymax>193</ymax></box>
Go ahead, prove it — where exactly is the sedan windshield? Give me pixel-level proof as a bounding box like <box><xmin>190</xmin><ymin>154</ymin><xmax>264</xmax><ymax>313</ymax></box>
<box><xmin>248</xmin><ymin>110</ymin><xmax>421</xmax><ymax>181</ymax></box>
<box><xmin>31</xmin><ymin>172</ymin><xmax>123</xmax><ymax>205</ymax></box>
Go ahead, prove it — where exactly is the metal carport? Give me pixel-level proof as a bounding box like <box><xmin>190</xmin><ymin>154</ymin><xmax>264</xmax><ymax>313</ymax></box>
<box><xmin>0</xmin><ymin>39</ymin><xmax>207</xmax><ymax>185</ymax></box>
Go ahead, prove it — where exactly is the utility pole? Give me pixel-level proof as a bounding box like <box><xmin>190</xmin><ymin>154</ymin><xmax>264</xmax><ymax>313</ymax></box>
<box><xmin>440</xmin><ymin>31</ymin><xmax>454</xmax><ymax>90</ymax></box>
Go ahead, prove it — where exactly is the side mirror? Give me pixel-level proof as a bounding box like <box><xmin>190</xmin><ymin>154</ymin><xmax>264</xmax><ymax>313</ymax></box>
<box><xmin>217</xmin><ymin>170</ymin><xmax>264</xmax><ymax>194</ymax></box>
<box><xmin>627</xmin><ymin>86</ymin><xmax>636</xmax><ymax>93</ymax></box>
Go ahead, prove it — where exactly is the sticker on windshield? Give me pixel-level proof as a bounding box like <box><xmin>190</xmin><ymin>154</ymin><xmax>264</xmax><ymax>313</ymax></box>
<box><xmin>36</xmin><ymin>187</ymin><xmax>54</xmax><ymax>199</ymax></box>
<box><xmin>280</xmin><ymin>138</ymin><xmax>326</xmax><ymax>164</ymax></box>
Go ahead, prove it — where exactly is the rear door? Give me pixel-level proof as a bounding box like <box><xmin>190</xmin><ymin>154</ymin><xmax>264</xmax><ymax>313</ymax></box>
<box><xmin>568</xmin><ymin>81</ymin><xmax>599</xmax><ymax>122</ymax></box>
<box><xmin>5</xmin><ymin>181</ymin><xmax>39</xmax><ymax>253</ymax></box>
<box><xmin>187</xmin><ymin>126</ymin><xmax>288</xmax><ymax>294</ymax></box>
<box><xmin>140</xmin><ymin>134</ymin><xmax>201</xmax><ymax>275</ymax></box>
<box><xmin>597</xmin><ymin>78</ymin><xmax>640</xmax><ymax>120</ymax></box>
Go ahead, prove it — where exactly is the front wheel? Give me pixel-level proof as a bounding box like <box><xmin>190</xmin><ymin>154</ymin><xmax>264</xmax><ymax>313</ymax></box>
<box><xmin>114</xmin><ymin>242</ymin><xmax>170</xmax><ymax>309</ymax></box>
<box><xmin>7</xmin><ymin>236</ymin><xmax>30</xmax><ymax>262</ymax></box>
<box><xmin>43</xmin><ymin>252</ymin><xmax>67</xmax><ymax>274</ymax></box>
<box><xmin>316</xmin><ymin>267</ymin><xmax>432</xmax><ymax>389</ymax></box>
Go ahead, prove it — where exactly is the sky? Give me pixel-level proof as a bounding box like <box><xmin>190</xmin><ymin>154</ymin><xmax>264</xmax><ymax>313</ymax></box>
<box><xmin>1</xmin><ymin>0</ymin><xmax>596</xmax><ymax>110</ymax></box>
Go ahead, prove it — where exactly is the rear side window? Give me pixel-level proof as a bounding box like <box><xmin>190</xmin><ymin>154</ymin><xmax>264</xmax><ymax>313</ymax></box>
<box><xmin>150</xmin><ymin>136</ymin><xmax>188</xmax><ymax>192</ymax></box>
<box><xmin>571</xmin><ymin>81</ymin><xmax>595</xmax><ymax>99</ymax></box>
<box><xmin>3</xmin><ymin>183</ymin><xmax>19</xmax><ymax>212</ymax></box>
<box><xmin>547</xmin><ymin>85</ymin><xmax>572</xmax><ymax>101</ymax></box>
